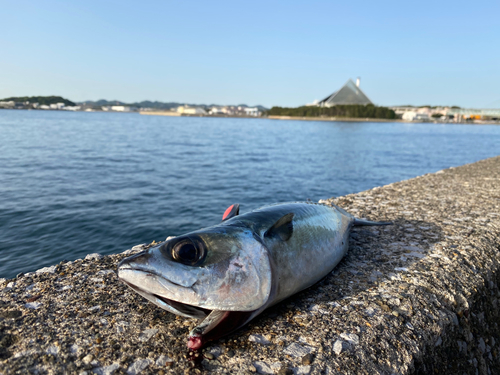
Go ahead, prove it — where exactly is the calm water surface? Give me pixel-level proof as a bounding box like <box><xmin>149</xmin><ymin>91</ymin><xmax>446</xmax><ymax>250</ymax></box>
<box><xmin>1</xmin><ymin>110</ymin><xmax>499</xmax><ymax>278</ymax></box>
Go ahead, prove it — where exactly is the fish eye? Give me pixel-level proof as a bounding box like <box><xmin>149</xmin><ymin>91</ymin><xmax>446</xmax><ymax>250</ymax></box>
<box><xmin>171</xmin><ymin>237</ymin><xmax>206</xmax><ymax>266</ymax></box>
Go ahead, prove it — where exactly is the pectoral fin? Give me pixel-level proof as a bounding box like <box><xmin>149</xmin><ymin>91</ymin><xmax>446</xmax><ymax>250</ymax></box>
<box><xmin>264</xmin><ymin>213</ymin><xmax>294</xmax><ymax>241</ymax></box>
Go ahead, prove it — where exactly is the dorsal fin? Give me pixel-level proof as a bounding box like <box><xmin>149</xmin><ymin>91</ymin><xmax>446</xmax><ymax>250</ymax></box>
<box><xmin>222</xmin><ymin>204</ymin><xmax>240</xmax><ymax>221</ymax></box>
<box><xmin>264</xmin><ymin>213</ymin><xmax>294</xmax><ymax>241</ymax></box>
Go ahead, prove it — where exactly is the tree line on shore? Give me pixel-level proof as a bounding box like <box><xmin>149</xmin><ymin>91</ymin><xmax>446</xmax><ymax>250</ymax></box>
<box><xmin>0</xmin><ymin>96</ymin><xmax>76</xmax><ymax>106</ymax></box>
<box><xmin>267</xmin><ymin>104</ymin><xmax>397</xmax><ymax>119</ymax></box>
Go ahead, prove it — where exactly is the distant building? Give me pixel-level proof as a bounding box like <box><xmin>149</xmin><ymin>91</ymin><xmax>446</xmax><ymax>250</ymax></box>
<box><xmin>221</xmin><ymin>107</ymin><xmax>236</xmax><ymax>115</ymax></box>
<box><xmin>177</xmin><ymin>106</ymin><xmax>207</xmax><ymax>115</ymax></box>
<box><xmin>391</xmin><ymin>106</ymin><xmax>500</xmax><ymax>122</ymax></box>
<box><xmin>446</xmin><ymin>108</ymin><xmax>500</xmax><ymax>122</ymax></box>
<box><xmin>209</xmin><ymin>107</ymin><xmax>225</xmax><ymax>115</ymax></box>
<box><xmin>317</xmin><ymin>78</ymin><xmax>373</xmax><ymax>107</ymax></box>
<box><xmin>0</xmin><ymin>101</ymin><xmax>15</xmax><ymax>108</ymax></box>
<box><xmin>392</xmin><ymin>106</ymin><xmax>449</xmax><ymax>122</ymax></box>
<box><xmin>111</xmin><ymin>106</ymin><xmax>132</xmax><ymax>112</ymax></box>
<box><xmin>402</xmin><ymin>111</ymin><xmax>430</xmax><ymax>121</ymax></box>
<box><xmin>207</xmin><ymin>106</ymin><xmax>260</xmax><ymax>116</ymax></box>
<box><xmin>49</xmin><ymin>102</ymin><xmax>65</xmax><ymax>110</ymax></box>
<box><xmin>244</xmin><ymin>107</ymin><xmax>260</xmax><ymax>116</ymax></box>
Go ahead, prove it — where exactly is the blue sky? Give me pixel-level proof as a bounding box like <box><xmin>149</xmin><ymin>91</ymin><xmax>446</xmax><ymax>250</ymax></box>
<box><xmin>1</xmin><ymin>0</ymin><xmax>499</xmax><ymax>108</ymax></box>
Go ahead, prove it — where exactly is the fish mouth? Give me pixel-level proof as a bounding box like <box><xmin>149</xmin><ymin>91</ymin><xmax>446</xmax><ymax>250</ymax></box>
<box><xmin>122</xmin><ymin>279</ymin><xmax>211</xmax><ymax>319</ymax></box>
<box><xmin>121</xmin><ymin>278</ymin><xmax>253</xmax><ymax>351</ymax></box>
<box><xmin>154</xmin><ymin>294</ymin><xmax>212</xmax><ymax>318</ymax></box>
<box><xmin>120</xmin><ymin>277</ymin><xmax>256</xmax><ymax>350</ymax></box>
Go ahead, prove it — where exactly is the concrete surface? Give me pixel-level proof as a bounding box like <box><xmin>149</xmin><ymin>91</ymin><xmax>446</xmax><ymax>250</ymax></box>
<box><xmin>1</xmin><ymin>156</ymin><xmax>499</xmax><ymax>374</ymax></box>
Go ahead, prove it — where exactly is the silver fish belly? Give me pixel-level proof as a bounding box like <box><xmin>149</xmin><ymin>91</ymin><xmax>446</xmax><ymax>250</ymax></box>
<box><xmin>117</xmin><ymin>202</ymin><xmax>388</xmax><ymax>349</ymax></box>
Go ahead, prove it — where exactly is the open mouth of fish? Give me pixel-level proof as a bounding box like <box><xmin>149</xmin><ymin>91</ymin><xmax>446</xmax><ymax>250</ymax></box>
<box><xmin>118</xmin><ymin>266</ymin><xmax>255</xmax><ymax>350</ymax></box>
<box><xmin>122</xmin><ymin>279</ymin><xmax>211</xmax><ymax>318</ymax></box>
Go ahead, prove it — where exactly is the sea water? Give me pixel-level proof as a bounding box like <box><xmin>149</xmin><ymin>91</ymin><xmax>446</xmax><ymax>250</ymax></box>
<box><xmin>1</xmin><ymin>110</ymin><xmax>499</xmax><ymax>278</ymax></box>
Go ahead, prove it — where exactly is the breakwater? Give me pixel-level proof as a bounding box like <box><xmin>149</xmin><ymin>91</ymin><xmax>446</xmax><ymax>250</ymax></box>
<box><xmin>1</xmin><ymin>156</ymin><xmax>500</xmax><ymax>374</ymax></box>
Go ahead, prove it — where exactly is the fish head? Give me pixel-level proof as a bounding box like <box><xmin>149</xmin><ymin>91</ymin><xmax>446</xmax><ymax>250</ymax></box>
<box><xmin>117</xmin><ymin>226</ymin><xmax>272</xmax><ymax>320</ymax></box>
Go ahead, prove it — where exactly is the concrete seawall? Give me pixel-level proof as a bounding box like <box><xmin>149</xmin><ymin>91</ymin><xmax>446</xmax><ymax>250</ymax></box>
<box><xmin>1</xmin><ymin>156</ymin><xmax>499</xmax><ymax>374</ymax></box>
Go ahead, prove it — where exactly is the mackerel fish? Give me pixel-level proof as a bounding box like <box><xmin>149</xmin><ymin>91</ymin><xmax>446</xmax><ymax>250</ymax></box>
<box><xmin>117</xmin><ymin>202</ymin><xmax>389</xmax><ymax>349</ymax></box>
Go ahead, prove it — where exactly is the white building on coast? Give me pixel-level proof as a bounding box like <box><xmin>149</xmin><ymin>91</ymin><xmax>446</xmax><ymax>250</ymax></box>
<box><xmin>177</xmin><ymin>106</ymin><xmax>207</xmax><ymax>115</ymax></box>
<box><xmin>401</xmin><ymin>111</ymin><xmax>430</xmax><ymax>121</ymax></box>
<box><xmin>208</xmin><ymin>107</ymin><xmax>225</xmax><ymax>115</ymax></box>
<box><xmin>392</xmin><ymin>106</ymin><xmax>500</xmax><ymax>122</ymax></box>
<box><xmin>244</xmin><ymin>107</ymin><xmax>260</xmax><ymax>116</ymax></box>
<box><xmin>49</xmin><ymin>103</ymin><xmax>66</xmax><ymax>110</ymax></box>
<box><xmin>111</xmin><ymin>106</ymin><xmax>132</xmax><ymax>112</ymax></box>
<box><xmin>0</xmin><ymin>101</ymin><xmax>15</xmax><ymax>108</ymax></box>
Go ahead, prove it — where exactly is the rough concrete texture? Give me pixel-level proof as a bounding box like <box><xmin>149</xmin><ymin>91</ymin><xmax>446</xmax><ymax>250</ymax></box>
<box><xmin>1</xmin><ymin>156</ymin><xmax>499</xmax><ymax>375</ymax></box>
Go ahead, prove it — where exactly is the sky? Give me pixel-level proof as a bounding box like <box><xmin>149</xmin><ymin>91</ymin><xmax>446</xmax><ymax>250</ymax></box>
<box><xmin>1</xmin><ymin>0</ymin><xmax>499</xmax><ymax>108</ymax></box>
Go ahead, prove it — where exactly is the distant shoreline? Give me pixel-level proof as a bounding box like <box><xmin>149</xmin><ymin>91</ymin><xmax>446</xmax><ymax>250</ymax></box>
<box><xmin>2</xmin><ymin>108</ymin><xmax>499</xmax><ymax>125</ymax></box>
<box><xmin>268</xmin><ymin>115</ymin><xmax>500</xmax><ymax>125</ymax></box>
<box><xmin>139</xmin><ymin>110</ymin><xmax>262</xmax><ymax>119</ymax></box>
<box><xmin>267</xmin><ymin>115</ymin><xmax>403</xmax><ymax>123</ymax></box>
<box><xmin>140</xmin><ymin>111</ymin><xmax>500</xmax><ymax>125</ymax></box>
<box><xmin>140</xmin><ymin>111</ymin><xmax>402</xmax><ymax>122</ymax></box>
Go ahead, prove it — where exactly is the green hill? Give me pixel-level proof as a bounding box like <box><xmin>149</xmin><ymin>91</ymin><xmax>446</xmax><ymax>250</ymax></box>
<box><xmin>0</xmin><ymin>96</ymin><xmax>76</xmax><ymax>106</ymax></box>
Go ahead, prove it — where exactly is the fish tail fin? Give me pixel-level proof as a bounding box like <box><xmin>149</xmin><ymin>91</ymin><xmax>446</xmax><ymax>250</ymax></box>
<box><xmin>353</xmin><ymin>218</ymin><xmax>392</xmax><ymax>226</ymax></box>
